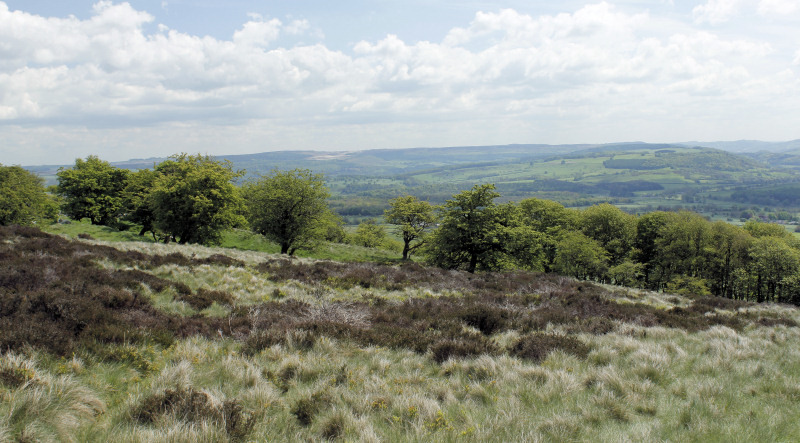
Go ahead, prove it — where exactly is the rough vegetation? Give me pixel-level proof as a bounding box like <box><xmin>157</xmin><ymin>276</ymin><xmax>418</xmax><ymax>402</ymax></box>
<box><xmin>2</xmin><ymin>225</ymin><xmax>800</xmax><ymax>441</ymax></box>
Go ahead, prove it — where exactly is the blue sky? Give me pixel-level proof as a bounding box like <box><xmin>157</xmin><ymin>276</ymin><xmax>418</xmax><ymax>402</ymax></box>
<box><xmin>1</xmin><ymin>0</ymin><xmax>799</xmax><ymax>165</ymax></box>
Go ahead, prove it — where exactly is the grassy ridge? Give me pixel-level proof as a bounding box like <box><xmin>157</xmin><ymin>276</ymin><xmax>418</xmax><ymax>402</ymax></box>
<box><xmin>2</xmin><ymin>226</ymin><xmax>800</xmax><ymax>441</ymax></box>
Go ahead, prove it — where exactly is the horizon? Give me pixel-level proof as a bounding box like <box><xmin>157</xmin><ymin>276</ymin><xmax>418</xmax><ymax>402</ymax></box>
<box><xmin>16</xmin><ymin>138</ymin><xmax>800</xmax><ymax>168</ymax></box>
<box><xmin>2</xmin><ymin>1</ymin><xmax>799</xmax><ymax>165</ymax></box>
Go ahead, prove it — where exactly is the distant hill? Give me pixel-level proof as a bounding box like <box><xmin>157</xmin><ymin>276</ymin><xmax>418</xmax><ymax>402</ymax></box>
<box><xmin>24</xmin><ymin>143</ymin><xmax>800</xmax><ymax>216</ymax></box>
<box><xmin>678</xmin><ymin>139</ymin><xmax>800</xmax><ymax>153</ymax></box>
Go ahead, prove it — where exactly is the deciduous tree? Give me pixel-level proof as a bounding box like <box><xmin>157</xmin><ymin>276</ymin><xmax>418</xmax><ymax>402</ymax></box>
<box><xmin>150</xmin><ymin>154</ymin><xmax>244</xmax><ymax>245</ymax></box>
<box><xmin>425</xmin><ymin>184</ymin><xmax>514</xmax><ymax>273</ymax></box>
<box><xmin>121</xmin><ymin>168</ymin><xmax>160</xmax><ymax>239</ymax></box>
<box><xmin>384</xmin><ymin>195</ymin><xmax>436</xmax><ymax>260</ymax></box>
<box><xmin>553</xmin><ymin>231</ymin><xmax>609</xmax><ymax>280</ymax></box>
<box><xmin>0</xmin><ymin>165</ymin><xmax>58</xmax><ymax>226</ymax></box>
<box><xmin>352</xmin><ymin>218</ymin><xmax>387</xmax><ymax>248</ymax></box>
<box><xmin>56</xmin><ymin>156</ymin><xmax>129</xmax><ymax>225</ymax></box>
<box><xmin>242</xmin><ymin>169</ymin><xmax>331</xmax><ymax>255</ymax></box>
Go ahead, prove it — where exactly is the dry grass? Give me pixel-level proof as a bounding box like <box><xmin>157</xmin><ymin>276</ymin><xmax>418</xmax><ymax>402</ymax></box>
<box><xmin>3</xmin><ymin>226</ymin><xmax>800</xmax><ymax>441</ymax></box>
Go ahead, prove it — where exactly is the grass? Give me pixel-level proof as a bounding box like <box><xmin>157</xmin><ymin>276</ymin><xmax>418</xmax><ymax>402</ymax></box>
<box><xmin>3</xmin><ymin>225</ymin><xmax>800</xmax><ymax>441</ymax></box>
<box><xmin>44</xmin><ymin>221</ymin><xmax>404</xmax><ymax>264</ymax></box>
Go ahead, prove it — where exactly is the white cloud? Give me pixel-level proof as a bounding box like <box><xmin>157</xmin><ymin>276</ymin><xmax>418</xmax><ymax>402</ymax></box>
<box><xmin>0</xmin><ymin>1</ymin><xmax>797</xmax><ymax>165</ymax></box>
<box><xmin>232</xmin><ymin>17</ymin><xmax>282</xmax><ymax>47</ymax></box>
<box><xmin>757</xmin><ymin>0</ymin><xmax>800</xmax><ymax>15</ymax></box>
<box><xmin>693</xmin><ymin>0</ymin><xmax>742</xmax><ymax>24</ymax></box>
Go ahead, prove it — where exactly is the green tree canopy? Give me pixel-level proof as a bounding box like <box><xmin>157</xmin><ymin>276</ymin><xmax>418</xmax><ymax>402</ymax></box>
<box><xmin>425</xmin><ymin>184</ymin><xmax>515</xmax><ymax>273</ymax></box>
<box><xmin>580</xmin><ymin>203</ymin><xmax>636</xmax><ymax>265</ymax></box>
<box><xmin>0</xmin><ymin>165</ymin><xmax>58</xmax><ymax>226</ymax></box>
<box><xmin>518</xmin><ymin>197</ymin><xmax>578</xmax><ymax>233</ymax></box>
<box><xmin>552</xmin><ymin>231</ymin><xmax>609</xmax><ymax>280</ymax></box>
<box><xmin>653</xmin><ymin>211</ymin><xmax>712</xmax><ymax>284</ymax></box>
<box><xmin>352</xmin><ymin>218</ymin><xmax>387</xmax><ymax>248</ymax></box>
<box><xmin>242</xmin><ymin>169</ymin><xmax>331</xmax><ymax>255</ymax></box>
<box><xmin>748</xmin><ymin>236</ymin><xmax>800</xmax><ymax>303</ymax></box>
<box><xmin>121</xmin><ymin>168</ymin><xmax>160</xmax><ymax>239</ymax></box>
<box><xmin>151</xmin><ymin>154</ymin><xmax>244</xmax><ymax>245</ymax></box>
<box><xmin>384</xmin><ymin>195</ymin><xmax>436</xmax><ymax>260</ymax></box>
<box><xmin>56</xmin><ymin>156</ymin><xmax>129</xmax><ymax>225</ymax></box>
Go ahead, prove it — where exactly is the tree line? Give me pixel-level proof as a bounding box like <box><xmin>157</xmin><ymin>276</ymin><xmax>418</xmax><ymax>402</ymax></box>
<box><xmin>2</xmin><ymin>155</ymin><xmax>799</xmax><ymax>305</ymax></box>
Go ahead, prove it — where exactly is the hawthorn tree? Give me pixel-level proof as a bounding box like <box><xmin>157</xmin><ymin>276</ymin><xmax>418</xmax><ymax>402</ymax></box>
<box><xmin>56</xmin><ymin>156</ymin><xmax>129</xmax><ymax>225</ymax></box>
<box><xmin>121</xmin><ymin>168</ymin><xmax>160</xmax><ymax>239</ymax></box>
<box><xmin>384</xmin><ymin>195</ymin><xmax>436</xmax><ymax>260</ymax></box>
<box><xmin>425</xmin><ymin>184</ymin><xmax>516</xmax><ymax>273</ymax></box>
<box><xmin>352</xmin><ymin>218</ymin><xmax>387</xmax><ymax>248</ymax></box>
<box><xmin>150</xmin><ymin>154</ymin><xmax>245</xmax><ymax>245</ymax></box>
<box><xmin>242</xmin><ymin>169</ymin><xmax>331</xmax><ymax>255</ymax></box>
<box><xmin>0</xmin><ymin>165</ymin><xmax>58</xmax><ymax>226</ymax></box>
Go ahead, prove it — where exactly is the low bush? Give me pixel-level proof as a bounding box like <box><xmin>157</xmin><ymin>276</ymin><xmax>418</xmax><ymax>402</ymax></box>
<box><xmin>292</xmin><ymin>391</ymin><xmax>331</xmax><ymax>426</ymax></box>
<box><xmin>131</xmin><ymin>387</ymin><xmax>255</xmax><ymax>440</ymax></box>
<box><xmin>179</xmin><ymin>288</ymin><xmax>234</xmax><ymax>310</ymax></box>
<box><xmin>512</xmin><ymin>333</ymin><xmax>591</xmax><ymax>362</ymax></box>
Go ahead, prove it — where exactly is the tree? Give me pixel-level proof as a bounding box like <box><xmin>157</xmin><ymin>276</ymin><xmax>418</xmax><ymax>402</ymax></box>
<box><xmin>150</xmin><ymin>154</ymin><xmax>245</xmax><ymax>245</ymax></box>
<box><xmin>518</xmin><ymin>198</ymin><xmax>578</xmax><ymax>233</ymax></box>
<box><xmin>748</xmin><ymin>236</ymin><xmax>800</xmax><ymax>303</ymax></box>
<box><xmin>121</xmin><ymin>168</ymin><xmax>160</xmax><ymax>239</ymax></box>
<box><xmin>634</xmin><ymin>211</ymin><xmax>674</xmax><ymax>287</ymax></box>
<box><xmin>518</xmin><ymin>198</ymin><xmax>579</xmax><ymax>272</ymax></box>
<box><xmin>580</xmin><ymin>203</ymin><xmax>636</xmax><ymax>265</ymax></box>
<box><xmin>384</xmin><ymin>195</ymin><xmax>436</xmax><ymax>260</ymax></box>
<box><xmin>0</xmin><ymin>165</ymin><xmax>58</xmax><ymax>226</ymax></box>
<box><xmin>552</xmin><ymin>231</ymin><xmax>609</xmax><ymax>280</ymax></box>
<box><xmin>653</xmin><ymin>211</ymin><xmax>711</xmax><ymax>285</ymax></box>
<box><xmin>351</xmin><ymin>218</ymin><xmax>387</xmax><ymax>248</ymax></box>
<box><xmin>242</xmin><ymin>169</ymin><xmax>330</xmax><ymax>255</ymax></box>
<box><xmin>425</xmin><ymin>184</ymin><xmax>514</xmax><ymax>273</ymax></box>
<box><xmin>707</xmin><ymin>221</ymin><xmax>752</xmax><ymax>299</ymax></box>
<box><xmin>56</xmin><ymin>156</ymin><xmax>129</xmax><ymax>225</ymax></box>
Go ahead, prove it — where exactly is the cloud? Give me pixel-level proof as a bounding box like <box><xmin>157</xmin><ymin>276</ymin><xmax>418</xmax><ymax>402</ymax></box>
<box><xmin>0</xmin><ymin>1</ymin><xmax>797</xmax><ymax>164</ymax></box>
<box><xmin>693</xmin><ymin>0</ymin><xmax>742</xmax><ymax>24</ymax></box>
<box><xmin>758</xmin><ymin>0</ymin><xmax>800</xmax><ymax>15</ymax></box>
<box><xmin>232</xmin><ymin>17</ymin><xmax>282</xmax><ymax>47</ymax></box>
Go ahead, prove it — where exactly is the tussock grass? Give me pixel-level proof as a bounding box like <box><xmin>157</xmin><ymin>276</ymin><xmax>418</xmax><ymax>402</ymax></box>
<box><xmin>4</xmin><ymin>226</ymin><xmax>800</xmax><ymax>441</ymax></box>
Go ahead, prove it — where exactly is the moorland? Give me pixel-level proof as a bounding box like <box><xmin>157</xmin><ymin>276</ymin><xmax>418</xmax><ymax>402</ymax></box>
<box><xmin>2</xmin><ymin>224</ymin><xmax>800</xmax><ymax>441</ymax></box>
<box><xmin>4</xmin><ymin>141</ymin><xmax>800</xmax><ymax>441</ymax></box>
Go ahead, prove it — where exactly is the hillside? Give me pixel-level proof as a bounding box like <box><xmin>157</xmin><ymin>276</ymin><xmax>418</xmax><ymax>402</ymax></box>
<box><xmin>324</xmin><ymin>145</ymin><xmax>799</xmax><ymax>219</ymax></box>
<box><xmin>24</xmin><ymin>142</ymin><xmax>800</xmax><ymax>221</ymax></box>
<box><xmin>2</xmin><ymin>225</ymin><xmax>800</xmax><ymax>441</ymax></box>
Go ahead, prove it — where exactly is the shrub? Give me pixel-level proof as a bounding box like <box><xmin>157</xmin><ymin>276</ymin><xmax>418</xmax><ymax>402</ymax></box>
<box><xmin>131</xmin><ymin>387</ymin><xmax>254</xmax><ymax>440</ymax></box>
<box><xmin>179</xmin><ymin>289</ymin><xmax>234</xmax><ymax>310</ymax></box>
<box><xmin>512</xmin><ymin>333</ymin><xmax>591</xmax><ymax>362</ymax></box>
<box><xmin>430</xmin><ymin>339</ymin><xmax>497</xmax><ymax>364</ymax></box>
<box><xmin>292</xmin><ymin>391</ymin><xmax>331</xmax><ymax>426</ymax></box>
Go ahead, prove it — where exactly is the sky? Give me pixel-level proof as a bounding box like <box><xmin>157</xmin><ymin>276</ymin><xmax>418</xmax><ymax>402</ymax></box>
<box><xmin>1</xmin><ymin>1</ymin><xmax>799</xmax><ymax>165</ymax></box>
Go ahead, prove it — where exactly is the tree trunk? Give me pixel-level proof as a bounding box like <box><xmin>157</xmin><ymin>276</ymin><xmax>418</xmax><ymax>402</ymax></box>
<box><xmin>402</xmin><ymin>241</ymin><xmax>410</xmax><ymax>260</ymax></box>
<box><xmin>281</xmin><ymin>243</ymin><xmax>290</xmax><ymax>255</ymax></box>
<box><xmin>467</xmin><ymin>252</ymin><xmax>478</xmax><ymax>274</ymax></box>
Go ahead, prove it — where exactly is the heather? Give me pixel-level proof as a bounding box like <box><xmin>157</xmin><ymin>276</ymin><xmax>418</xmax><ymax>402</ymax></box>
<box><xmin>2</xmin><ymin>226</ymin><xmax>800</xmax><ymax>441</ymax></box>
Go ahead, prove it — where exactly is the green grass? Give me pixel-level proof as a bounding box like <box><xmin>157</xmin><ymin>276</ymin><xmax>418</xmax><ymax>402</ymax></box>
<box><xmin>4</xmin><ymin>315</ymin><xmax>800</xmax><ymax>441</ymax></box>
<box><xmin>4</xmin><ymin>230</ymin><xmax>800</xmax><ymax>441</ymax></box>
<box><xmin>44</xmin><ymin>221</ymin><xmax>405</xmax><ymax>264</ymax></box>
<box><xmin>44</xmin><ymin>219</ymin><xmax>159</xmax><ymax>243</ymax></box>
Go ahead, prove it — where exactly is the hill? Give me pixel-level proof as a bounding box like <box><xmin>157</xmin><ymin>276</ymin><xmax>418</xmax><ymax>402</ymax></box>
<box><xmin>24</xmin><ymin>142</ymin><xmax>800</xmax><ymax>220</ymax></box>
<box><xmin>2</xmin><ymin>225</ymin><xmax>800</xmax><ymax>441</ymax></box>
